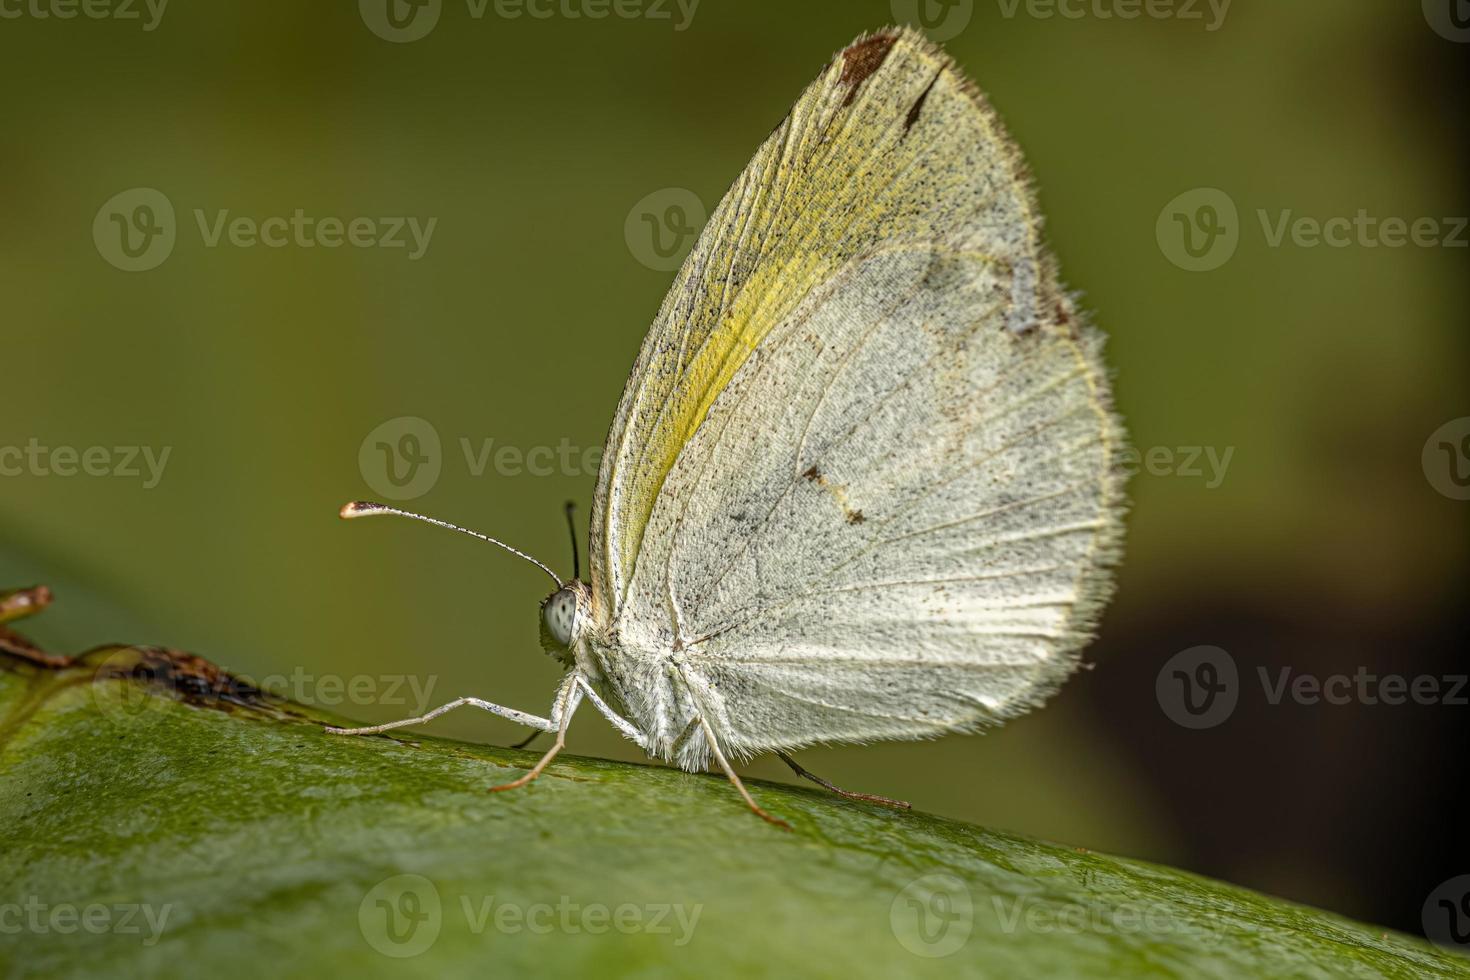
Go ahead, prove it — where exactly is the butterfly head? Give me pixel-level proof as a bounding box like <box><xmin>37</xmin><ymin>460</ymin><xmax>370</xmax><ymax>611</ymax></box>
<box><xmin>540</xmin><ymin>579</ymin><xmax>591</xmax><ymax>661</ymax></box>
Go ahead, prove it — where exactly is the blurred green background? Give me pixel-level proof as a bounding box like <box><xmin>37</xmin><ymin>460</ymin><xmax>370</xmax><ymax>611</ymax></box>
<box><xmin>2</xmin><ymin>0</ymin><xmax>1465</xmax><ymax>939</ymax></box>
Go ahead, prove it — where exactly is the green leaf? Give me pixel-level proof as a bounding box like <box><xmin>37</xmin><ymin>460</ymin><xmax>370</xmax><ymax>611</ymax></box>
<box><xmin>0</xmin><ymin>588</ymin><xmax>1464</xmax><ymax>978</ymax></box>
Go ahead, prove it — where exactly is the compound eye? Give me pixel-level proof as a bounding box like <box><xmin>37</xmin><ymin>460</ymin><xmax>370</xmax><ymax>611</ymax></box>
<box><xmin>543</xmin><ymin>590</ymin><xmax>576</xmax><ymax>647</ymax></box>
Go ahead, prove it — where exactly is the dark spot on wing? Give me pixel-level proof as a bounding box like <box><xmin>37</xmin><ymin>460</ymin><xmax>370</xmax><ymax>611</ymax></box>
<box><xmin>839</xmin><ymin>33</ymin><xmax>897</xmax><ymax>107</ymax></box>
<box><xmin>845</xmin><ymin>509</ymin><xmax>866</xmax><ymax>525</ymax></box>
<box><xmin>802</xmin><ymin>465</ymin><xmax>823</xmax><ymax>483</ymax></box>
<box><xmin>1055</xmin><ymin>298</ymin><xmax>1081</xmax><ymax>339</ymax></box>
<box><xmin>902</xmin><ymin>71</ymin><xmax>942</xmax><ymax>136</ymax></box>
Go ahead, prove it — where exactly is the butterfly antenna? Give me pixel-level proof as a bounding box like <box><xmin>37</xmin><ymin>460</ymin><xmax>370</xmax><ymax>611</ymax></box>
<box><xmin>340</xmin><ymin>501</ymin><xmax>563</xmax><ymax>590</ymax></box>
<box><xmin>563</xmin><ymin>500</ymin><xmax>580</xmax><ymax>581</ymax></box>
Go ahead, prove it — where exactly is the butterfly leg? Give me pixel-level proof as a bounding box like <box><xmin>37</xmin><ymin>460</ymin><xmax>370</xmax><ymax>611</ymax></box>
<box><xmin>489</xmin><ymin>678</ymin><xmax>584</xmax><ymax>793</ymax></box>
<box><xmin>324</xmin><ymin>696</ymin><xmax>558</xmax><ymax>737</ymax></box>
<box><xmin>507</xmin><ymin>676</ymin><xmax>645</xmax><ymax>761</ymax></box>
<box><xmin>325</xmin><ymin>671</ymin><xmax>576</xmax><ymax>738</ymax></box>
<box><xmin>699</xmin><ymin>718</ymin><xmax>790</xmax><ymax>830</ymax></box>
<box><xmin>506</xmin><ymin>730</ymin><xmax>541</xmax><ymax>750</ymax></box>
<box><xmin>574</xmin><ymin>675</ymin><xmax>649</xmax><ymax>749</ymax></box>
<box><xmin>505</xmin><ymin>682</ymin><xmax>570</xmax><ymax>749</ymax></box>
<box><xmin>776</xmin><ymin>752</ymin><xmax>911</xmax><ymax>809</ymax></box>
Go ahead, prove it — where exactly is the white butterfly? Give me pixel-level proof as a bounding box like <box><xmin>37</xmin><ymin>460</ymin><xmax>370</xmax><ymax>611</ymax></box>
<box><xmin>331</xmin><ymin>27</ymin><xmax>1126</xmax><ymax>828</ymax></box>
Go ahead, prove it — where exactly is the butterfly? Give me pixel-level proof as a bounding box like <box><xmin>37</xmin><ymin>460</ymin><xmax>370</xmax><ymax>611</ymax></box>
<box><xmin>330</xmin><ymin>26</ymin><xmax>1126</xmax><ymax>828</ymax></box>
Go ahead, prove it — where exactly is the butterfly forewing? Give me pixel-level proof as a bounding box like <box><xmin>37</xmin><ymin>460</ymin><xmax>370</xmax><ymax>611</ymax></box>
<box><xmin>589</xmin><ymin>27</ymin><xmax>1125</xmax><ymax>758</ymax></box>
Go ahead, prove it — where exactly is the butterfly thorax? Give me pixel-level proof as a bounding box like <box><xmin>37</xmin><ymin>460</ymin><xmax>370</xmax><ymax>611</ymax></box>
<box><xmin>541</xmin><ymin>581</ymin><xmax>696</xmax><ymax>762</ymax></box>
<box><xmin>582</xmin><ymin>626</ymin><xmax>726</xmax><ymax>769</ymax></box>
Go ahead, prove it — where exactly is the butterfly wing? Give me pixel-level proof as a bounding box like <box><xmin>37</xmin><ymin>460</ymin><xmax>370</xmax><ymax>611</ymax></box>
<box><xmin>589</xmin><ymin>27</ymin><xmax>1125</xmax><ymax>758</ymax></box>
